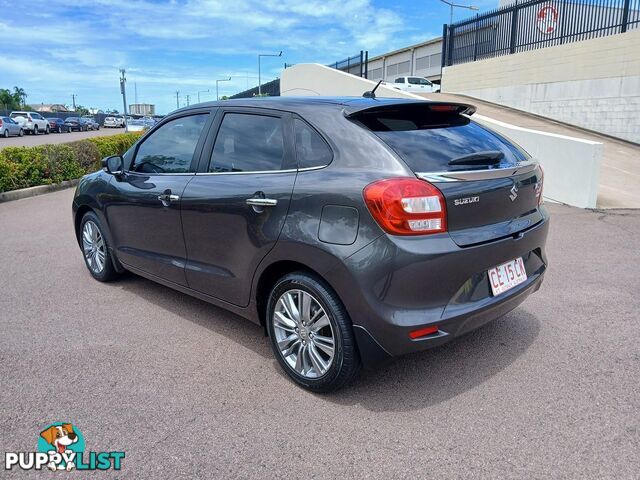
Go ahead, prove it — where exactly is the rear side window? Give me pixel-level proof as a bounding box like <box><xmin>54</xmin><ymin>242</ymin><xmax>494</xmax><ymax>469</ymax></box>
<box><xmin>131</xmin><ymin>114</ymin><xmax>207</xmax><ymax>174</ymax></box>
<box><xmin>209</xmin><ymin>113</ymin><xmax>284</xmax><ymax>172</ymax></box>
<box><xmin>394</xmin><ymin>78</ymin><xmax>405</xmax><ymax>83</ymax></box>
<box><xmin>352</xmin><ymin>106</ymin><xmax>528</xmax><ymax>172</ymax></box>
<box><xmin>294</xmin><ymin>118</ymin><xmax>332</xmax><ymax>169</ymax></box>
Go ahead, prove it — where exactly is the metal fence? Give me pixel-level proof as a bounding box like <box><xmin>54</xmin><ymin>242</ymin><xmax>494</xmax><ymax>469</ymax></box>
<box><xmin>442</xmin><ymin>0</ymin><xmax>640</xmax><ymax>67</ymax></box>
<box><xmin>233</xmin><ymin>50</ymin><xmax>369</xmax><ymax>98</ymax></box>
<box><xmin>285</xmin><ymin>50</ymin><xmax>369</xmax><ymax>78</ymax></box>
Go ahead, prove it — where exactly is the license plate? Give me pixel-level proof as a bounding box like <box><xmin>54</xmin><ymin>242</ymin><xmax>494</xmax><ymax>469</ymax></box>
<box><xmin>488</xmin><ymin>257</ymin><xmax>527</xmax><ymax>296</ymax></box>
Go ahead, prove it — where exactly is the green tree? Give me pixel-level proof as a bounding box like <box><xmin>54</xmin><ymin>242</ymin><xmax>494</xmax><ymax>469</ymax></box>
<box><xmin>12</xmin><ymin>86</ymin><xmax>27</xmax><ymax>108</ymax></box>
<box><xmin>74</xmin><ymin>105</ymin><xmax>90</xmax><ymax>115</ymax></box>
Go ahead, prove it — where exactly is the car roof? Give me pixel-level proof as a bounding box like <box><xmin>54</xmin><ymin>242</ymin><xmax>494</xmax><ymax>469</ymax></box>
<box><xmin>170</xmin><ymin>96</ymin><xmax>448</xmax><ymax>116</ymax></box>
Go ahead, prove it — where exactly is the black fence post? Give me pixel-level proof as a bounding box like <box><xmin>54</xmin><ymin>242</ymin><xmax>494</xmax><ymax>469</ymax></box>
<box><xmin>441</xmin><ymin>23</ymin><xmax>448</xmax><ymax>68</ymax></box>
<box><xmin>473</xmin><ymin>14</ymin><xmax>479</xmax><ymax>61</ymax></box>
<box><xmin>509</xmin><ymin>1</ymin><xmax>519</xmax><ymax>54</ymax></box>
<box><xmin>560</xmin><ymin>0</ymin><xmax>568</xmax><ymax>44</ymax></box>
<box><xmin>621</xmin><ymin>0</ymin><xmax>631</xmax><ymax>32</ymax></box>
<box><xmin>447</xmin><ymin>25</ymin><xmax>455</xmax><ymax>66</ymax></box>
<box><xmin>364</xmin><ymin>51</ymin><xmax>369</xmax><ymax>79</ymax></box>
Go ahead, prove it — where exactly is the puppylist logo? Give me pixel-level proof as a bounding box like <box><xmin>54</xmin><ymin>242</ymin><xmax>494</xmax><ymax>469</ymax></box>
<box><xmin>4</xmin><ymin>422</ymin><xmax>125</xmax><ymax>472</ymax></box>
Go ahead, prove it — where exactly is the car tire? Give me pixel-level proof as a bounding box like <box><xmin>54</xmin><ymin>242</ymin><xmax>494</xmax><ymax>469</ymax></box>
<box><xmin>19</xmin><ymin>129</ymin><xmax>24</xmax><ymax>137</ymax></box>
<box><xmin>45</xmin><ymin>125</ymin><xmax>50</xmax><ymax>134</ymax></box>
<box><xmin>79</xmin><ymin>212</ymin><xmax>118</xmax><ymax>282</ymax></box>
<box><xmin>2</xmin><ymin>130</ymin><xmax>8</xmax><ymax>138</ymax></box>
<box><xmin>266</xmin><ymin>271</ymin><xmax>360</xmax><ymax>393</ymax></box>
<box><xmin>57</xmin><ymin>126</ymin><xmax>62</xmax><ymax>133</ymax></box>
<box><xmin>33</xmin><ymin>126</ymin><xmax>39</xmax><ymax>135</ymax></box>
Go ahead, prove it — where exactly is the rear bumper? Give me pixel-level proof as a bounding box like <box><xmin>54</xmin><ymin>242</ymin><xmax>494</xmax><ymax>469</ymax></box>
<box><xmin>326</xmin><ymin>207</ymin><xmax>549</xmax><ymax>363</ymax></box>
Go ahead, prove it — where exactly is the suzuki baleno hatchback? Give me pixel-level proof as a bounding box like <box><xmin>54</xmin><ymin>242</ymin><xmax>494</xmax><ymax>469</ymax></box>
<box><xmin>73</xmin><ymin>97</ymin><xmax>549</xmax><ymax>392</ymax></box>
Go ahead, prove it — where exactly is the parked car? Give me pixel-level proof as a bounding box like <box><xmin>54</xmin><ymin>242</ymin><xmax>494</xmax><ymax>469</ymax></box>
<box><xmin>391</xmin><ymin>76</ymin><xmax>440</xmax><ymax>93</ymax></box>
<box><xmin>125</xmin><ymin>119</ymin><xmax>151</xmax><ymax>132</ymax></box>
<box><xmin>0</xmin><ymin>116</ymin><xmax>24</xmax><ymax>137</ymax></box>
<box><xmin>82</xmin><ymin>116</ymin><xmax>100</xmax><ymax>130</ymax></box>
<box><xmin>72</xmin><ymin>97</ymin><xmax>548</xmax><ymax>392</ymax></box>
<box><xmin>104</xmin><ymin>116</ymin><xmax>124</xmax><ymax>128</ymax></box>
<box><xmin>64</xmin><ymin>117</ymin><xmax>88</xmax><ymax>132</ymax></box>
<box><xmin>47</xmin><ymin>117</ymin><xmax>71</xmax><ymax>133</ymax></box>
<box><xmin>9</xmin><ymin>111</ymin><xmax>50</xmax><ymax>135</ymax></box>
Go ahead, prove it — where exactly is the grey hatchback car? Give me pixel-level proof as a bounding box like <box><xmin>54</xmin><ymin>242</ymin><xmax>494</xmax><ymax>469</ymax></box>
<box><xmin>72</xmin><ymin>97</ymin><xmax>548</xmax><ymax>392</ymax></box>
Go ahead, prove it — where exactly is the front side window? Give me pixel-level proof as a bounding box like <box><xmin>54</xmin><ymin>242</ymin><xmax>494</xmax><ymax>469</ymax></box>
<box><xmin>408</xmin><ymin>77</ymin><xmax>431</xmax><ymax>85</ymax></box>
<box><xmin>131</xmin><ymin>114</ymin><xmax>207</xmax><ymax>174</ymax></box>
<box><xmin>395</xmin><ymin>77</ymin><xmax>405</xmax><ymax>83</ymax></box>
<box><xmin>209</xmin><ymin>113</ymin><xmax>284</xmax><ymax>172</ymax></box>
<box><xmin>294</xmin><ymin>118</ymin><xmax>332</xmax><ymax>169</ymax></box>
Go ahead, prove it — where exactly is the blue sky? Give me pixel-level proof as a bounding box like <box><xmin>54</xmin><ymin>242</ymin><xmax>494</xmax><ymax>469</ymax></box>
<box><xmin>0</xmin><ymin>0</ymin><xmax>499</xmax><ymax>114</ymax></box>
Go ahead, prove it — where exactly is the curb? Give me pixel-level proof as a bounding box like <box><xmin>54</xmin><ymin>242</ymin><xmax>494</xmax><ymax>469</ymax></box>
<box><xmin>0</xmin><ymin>179</ymin><xmax>80</xmax><ymax>203</ymax></box>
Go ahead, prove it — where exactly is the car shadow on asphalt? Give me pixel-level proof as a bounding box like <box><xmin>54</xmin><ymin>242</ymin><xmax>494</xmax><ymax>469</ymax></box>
<box><xmin>112</xmin><ymin>273</ymin><xmax>273</xmax><ymax>360</ymax></box>
<box><xmin>112</xmin><ymin>273</ymin><xmax>540</xmax><ymax>411</ymax></box>
<box><xmin>328</xmin><ymin>311</ymin><xmax>540</xmax><ymax>411</ymax></box>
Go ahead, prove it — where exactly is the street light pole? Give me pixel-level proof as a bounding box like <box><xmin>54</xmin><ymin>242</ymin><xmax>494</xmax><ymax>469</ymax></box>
<box><xmin>175</xmin><ymin>91</ymin><xmax>180</xmax><ymax>110</ymax></box>
<box><xmin>71</xmin><ymin>94</ymin><xmax>77</xmax><ymax>111</ymax></box>
<box><xmin>439</xmin><ymin>0</ymin><xmax>479</xmax><ymax>24</ymax></box>
<box><xmin>197</xmin><ymin>89</ymin><xmax>209</xmax><ymax>103</ymax></box>
<box><xmin>216</xmin><ymin>77</ymin><xmax>231</xmax><ymax>100</ymax></box>
<box><xmin>258</xmin><ymin>51</ymin><xmax>282</xmax><ymax>96</ymax></box>
<box><xmin>119</xmin><ymin>69</ymin><xmax>128</xmax><ymax>132</ymax></box>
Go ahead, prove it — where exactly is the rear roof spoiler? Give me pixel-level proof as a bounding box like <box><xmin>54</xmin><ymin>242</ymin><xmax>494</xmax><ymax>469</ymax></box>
<box><xmin>343</xmin><ymin>101</ymin><xmax>476</xmax><ymax>118</ymax></box>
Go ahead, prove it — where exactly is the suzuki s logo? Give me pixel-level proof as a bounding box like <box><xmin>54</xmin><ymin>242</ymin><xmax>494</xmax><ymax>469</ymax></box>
<box><xmin>509</xmin><ymin>185</ymin><xmax>518</xmax><ymax>202</ymax></box>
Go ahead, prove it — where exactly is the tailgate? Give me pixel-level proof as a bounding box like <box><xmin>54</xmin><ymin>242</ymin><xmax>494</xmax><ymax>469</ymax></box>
<box><xmin>347</xmin><ymin>102</ymin><xmax>543</xmax><ymax>246</ymax></box>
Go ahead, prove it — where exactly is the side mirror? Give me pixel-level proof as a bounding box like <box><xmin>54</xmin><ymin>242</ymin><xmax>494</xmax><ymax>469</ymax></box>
<box><xmin>102</xmin><ymin>155</ymin><xmax>124</xmax><ymax>177</ymax></box>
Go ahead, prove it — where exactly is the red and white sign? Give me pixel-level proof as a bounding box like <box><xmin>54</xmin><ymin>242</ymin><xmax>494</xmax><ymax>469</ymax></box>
<box><xmin>536</xmin><ymin>4</ymin><xmax>559</xmax><ymax>34</ymax></box>
<box><xmin>488</xmin><ymin>257</ymin><xmax>527</xmax><ymax>296</ymax></box>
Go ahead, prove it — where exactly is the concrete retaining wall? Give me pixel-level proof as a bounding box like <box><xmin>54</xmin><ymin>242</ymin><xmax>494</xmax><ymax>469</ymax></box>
<box><xmin>442</xmin><ymin>29</ymin><xmax>640</xmax><ymax>144</ymax></box>
<box><xmin>280</xmin><ymin>63</ymin><xmax>604</xmax><ymax>208</ymax></box>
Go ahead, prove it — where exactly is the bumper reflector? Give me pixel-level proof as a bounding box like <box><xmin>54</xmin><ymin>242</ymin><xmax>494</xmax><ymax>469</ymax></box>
<box><xmin>409</xmin><ymin>325</ymin><xmax>439</xmax><ymax>339</ymax></box>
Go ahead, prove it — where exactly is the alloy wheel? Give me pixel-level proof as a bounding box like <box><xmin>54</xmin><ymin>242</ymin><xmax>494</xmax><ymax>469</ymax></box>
<box><xmin>82</xmin><ymin>220</ymin><xmax>106</xmax><ymax>274</ymax></box>
<box><xmin>273</xmin><ymin>289</ymin><xmax>335</xmax><ymax>379</ymax></box>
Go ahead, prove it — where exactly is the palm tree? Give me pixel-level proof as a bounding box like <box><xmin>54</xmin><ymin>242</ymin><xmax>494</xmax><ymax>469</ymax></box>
<box><xmin>13</xmin><ymin>87</ymin><xmax>27</xmax><ymax>108</ymax></box>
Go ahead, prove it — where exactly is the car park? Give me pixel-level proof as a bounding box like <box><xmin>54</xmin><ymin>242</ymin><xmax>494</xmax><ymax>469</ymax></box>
<box><xmin>82</xmin><ymin>116</ymin><xmax>101</xmax><ymax>130</ymax></box>
<box><xmin>104</xmin><ymin>116</ymin><xmax>124</xmax><ymax>128</ymax></box>
<box><xmin>9</xmin><ymin>111</ymin><xmax>50</xmax><ymax>134</ymax></box>
<box><xmin>125</xmin><ymin>118</ymin><xmax>151</xmax><ymax>132</ymax></box>
<box><xmin>391</xmin><ymin>76</ymin><xmax>440</xmax><ymax>93</ymax></box>
<box><xmin>64</xmin><ymin>117</ymin><xmax>88</xmax><ymax>132</ymax></box>
<box><xmin>72</xmin><ymin>97</ymin><xmax>548</xmax><ymax>393</ymax></box>
<box><xmin>0</xmin><ymin>116</ymin><xmax>24</xmax><ymax>137</ymax></box>
<box><xmin>47</xmin><ymin>117</ymin><xmax>71</xmax><ymax>133</ymax></box>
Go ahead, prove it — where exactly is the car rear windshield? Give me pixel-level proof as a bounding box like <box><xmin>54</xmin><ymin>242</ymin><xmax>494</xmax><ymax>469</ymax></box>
<box><xmin>351</xmin><ymin>106</ymin><xmax>529</xmax><ymax>172</ymax></box>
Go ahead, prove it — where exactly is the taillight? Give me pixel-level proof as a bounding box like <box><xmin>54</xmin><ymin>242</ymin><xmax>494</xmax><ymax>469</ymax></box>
<box><xmin>363</xmin><ymin>178</ymin><xmax>447</xmax><ymax>235</ymax></box>
<box><xmin>535</xmin><ymin>165</ymin><xmax>544</xmax><ymax>206</ymax></box>
<box><xmin>0</xmin><ymin>119</ymin><xmax>3</xmax><ymax>127</ymax></box>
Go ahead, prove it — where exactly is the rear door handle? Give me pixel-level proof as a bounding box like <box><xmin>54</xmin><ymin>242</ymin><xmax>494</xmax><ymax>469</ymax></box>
<box><xmin>246</xmin><ymin>198</ymin><xmax>278</xmax><ymax>207</ymax></box>
<box><xmin>158</xmin><ymin>193</ymin><xmax>179</xmax><ymax>206</ymax></box>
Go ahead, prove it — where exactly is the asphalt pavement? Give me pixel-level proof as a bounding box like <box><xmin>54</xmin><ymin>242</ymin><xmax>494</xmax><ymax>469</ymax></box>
<box><xmin>0</xmin><ymin>128</ymin><xmax>126</xmax><ymax>150</ymax></box>
<box><xmin>1</xmin><ymin>188</ymin><xmax>638</xmax><ymax>478</ymax></box>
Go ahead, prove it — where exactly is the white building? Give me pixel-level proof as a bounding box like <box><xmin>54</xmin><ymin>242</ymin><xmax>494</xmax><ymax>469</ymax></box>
<box><xmin>129</xmin><ymin>103</ymin><xmax>156</xmax><ymax>116</ymax></box>
<box><xmin>366</xmin><ymin>37</ymin><xmax>443</xmax><ymax>84</ymax></box>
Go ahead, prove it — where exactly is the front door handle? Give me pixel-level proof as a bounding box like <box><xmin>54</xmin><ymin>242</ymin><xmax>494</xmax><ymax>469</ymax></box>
<box><xmin>158</xmin><ymin>192</ymin><xmax>179</xmax><ymax>206</ymax></box>
<box><xmin>245</xmin><ymin>198</ymin><xmax>278</xmax><ymax>207</ymax></box>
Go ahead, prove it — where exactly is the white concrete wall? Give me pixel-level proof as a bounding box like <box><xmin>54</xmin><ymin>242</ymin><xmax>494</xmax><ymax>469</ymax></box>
<box><xmin>474</xmin><ymin>115</ymin><xmax>603</xmax><ymax>208</ymax></box>
<box><xmin>442</xmin><ymin>30</ymin><xmax>640</xmax><ymax>144</ymax></box>
<box><xmin>280</xmin><ymin>64</ymin><xmax>425</xmax><ymax>100</ymax></box>
<box><xmin>280</xmin><ymin>63</ymin><xmax>604</xmax><ymax>208</ymax></box>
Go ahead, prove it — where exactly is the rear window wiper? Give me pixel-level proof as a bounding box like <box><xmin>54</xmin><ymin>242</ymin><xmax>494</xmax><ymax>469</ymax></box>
<box><xmin>448</xmin><ymin>150</ymin><xmax>504</xmax><ymax>166</ymax></box>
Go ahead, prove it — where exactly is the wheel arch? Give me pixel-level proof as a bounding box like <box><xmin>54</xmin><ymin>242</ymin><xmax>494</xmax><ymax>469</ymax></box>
<box><xmin>255</xmin><ymin>260</ymin><xmax>326</xmax><ymax>332</ymax></box>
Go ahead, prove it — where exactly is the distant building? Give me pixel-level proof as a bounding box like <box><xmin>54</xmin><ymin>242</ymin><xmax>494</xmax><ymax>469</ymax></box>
<box><xmin>129</xmin><ymin>104</ymin><xmax>155</xmax><ymax>116</ymax></box>
<box><xmin>28</xmin><ymin>103</ymin><xmax>70</xmax><ymax>113</ymax></box>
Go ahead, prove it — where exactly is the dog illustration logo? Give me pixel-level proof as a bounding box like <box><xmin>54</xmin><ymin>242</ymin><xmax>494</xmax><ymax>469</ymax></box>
<box><xmin>38</xmin><ymin>423</ymin><xmax>84</xmax><ymax>471</ymax></box>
